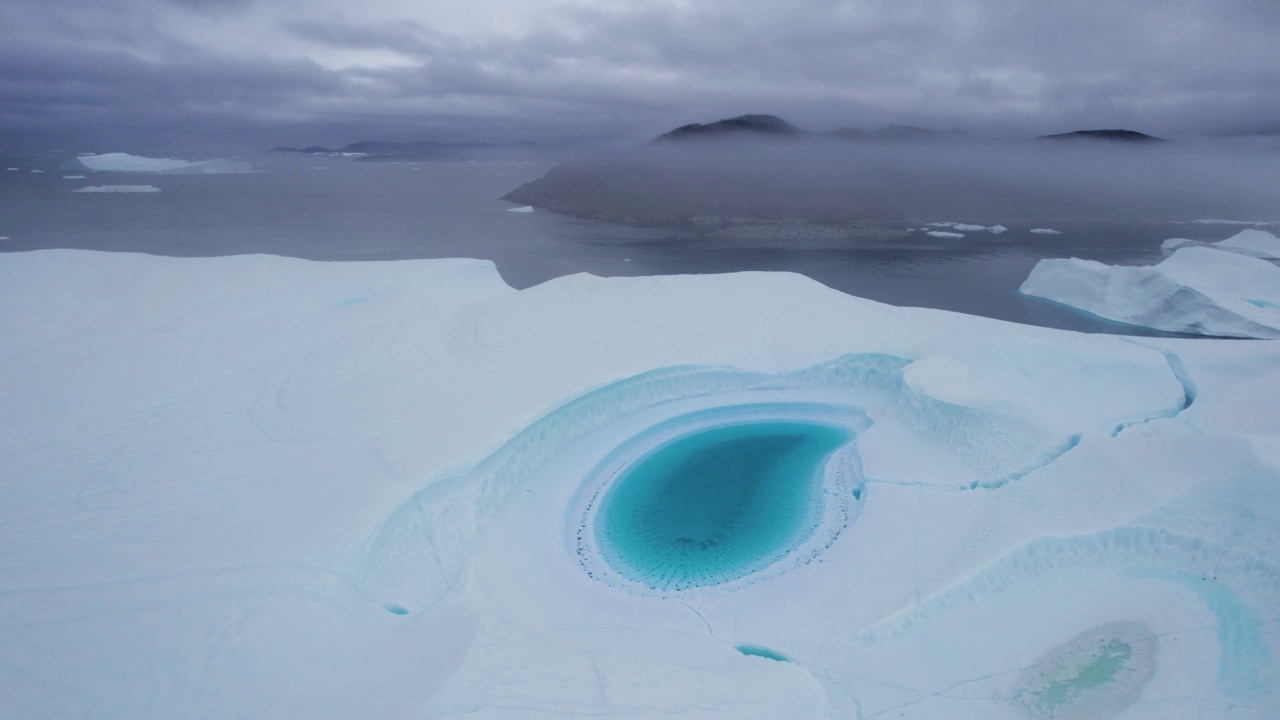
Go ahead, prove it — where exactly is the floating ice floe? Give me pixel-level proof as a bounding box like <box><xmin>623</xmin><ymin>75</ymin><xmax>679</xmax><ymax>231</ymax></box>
<box><xmin>1030</xmin><ymin>228</ymin><xmax>1063</xmax><ymax>235</ymax></box>
<box><xmin>1187</xmin><ymin>219</ymin><xmax>1280</xmax><ymax>226</ymax></box>
<box><xmin>74</xmin><ymin>185</ymin><xmax>162</xmax><ymax>193</ymax></box>
<box><xmin>927</xmin><ymin>230</ymin><xmax>965</xmax><ymax>239</ymax></box>
<box><xmin>929</xmin><ymin>222</ymin><xmax>1007</xmax><ymax>234</ymax></box>
<box><xmin>63</xmin><ymin>175</ymin><xmax>88</xmax><ymax>179</ymax></box>
<box><xmin>1</xmin><ymin>250</ymin><xmax>1278</xmax><ymax>718</ymax></box>
<box><xmin>5</xmin><ymin>167</ymin><xmax>18</xmax><ymax>171</ymax></box>
<box><xmin>1021</xmin><ymin>243</ymin><xmax>1280</xmax><ymax>338</ymax></box>
<box><xmin>1161</xmin><ymin>228</ymin><xmax>1280</xmax><ymax>260</ymax></box>
<box><xmin>30</xmin><ymin>169</ymin><xmax>43</xmax><ymax>173</ymax></box>
<box><xmin>73</xmin><ymin>152</ymin><xmax>251</xmax><ymax>174</ymax></box>
<box><xmin>506</xmin><ymin>205</ymin><xmax>534</xmax><ymax>213</ymax></box>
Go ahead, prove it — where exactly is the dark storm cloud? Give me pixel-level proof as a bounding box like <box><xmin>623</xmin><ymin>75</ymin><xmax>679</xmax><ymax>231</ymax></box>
<box><xmin>1</xmin><ymin>0</ymin><xmax>1277</xmax><ymax>150</ymax></box>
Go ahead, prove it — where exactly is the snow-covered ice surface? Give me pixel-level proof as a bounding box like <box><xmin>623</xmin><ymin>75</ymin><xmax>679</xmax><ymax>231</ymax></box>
<box><xmin>73</xmin><ymin>185</ymin><xmax>163</xmax><ymax>193</ymax></box>
<box><xmin>1021</xmin><ymin>242</ymin><xmax>1280</xmax><ymax>338</ymax></box>
<box><xmin>74</xmin><ymin>152</ymin><xmax>251</xmax><ymax>174</ymax></box>
<box><xmin>2</xmin><ymin>250</ymin><xmax>1279</xmax><ymax>719</ymax></box>
<box><xmin>1161</xmin><ymin>229</ymin><xmax>1280</xmax><ymax>260</ymax></box>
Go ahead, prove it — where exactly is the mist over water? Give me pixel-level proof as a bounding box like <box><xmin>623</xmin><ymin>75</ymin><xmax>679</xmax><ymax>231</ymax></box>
<box><xmin>0</xmin><ymin>147</ymin><xmax>1274</xmax><ymax>335</ymax></box>
<box><xmin>507</xmin><ymin>136</ymin><xmax>1280</xmax><ymax>225</ymax></box>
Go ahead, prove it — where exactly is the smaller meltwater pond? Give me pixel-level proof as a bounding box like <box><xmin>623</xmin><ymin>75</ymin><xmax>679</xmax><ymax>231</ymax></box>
<box><xmin>593</xmin><ymin>420</ymin><xmax>855</xmax><ymax>592</ymax></box>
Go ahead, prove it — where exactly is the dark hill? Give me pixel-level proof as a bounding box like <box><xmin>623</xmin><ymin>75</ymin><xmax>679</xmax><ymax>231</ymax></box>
<box><xmin>1037</xmin><ymin>129</ymin><xmax>1165</xmax><ymax>143</ymax></box>
<box><xmin>653</xmin><ymin>114</ymin><xmax>807</xmax><ymax>142</ymax></box>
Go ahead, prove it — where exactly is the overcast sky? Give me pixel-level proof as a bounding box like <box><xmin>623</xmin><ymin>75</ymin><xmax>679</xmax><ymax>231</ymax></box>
<box><xmin>2</xmin><ymin>0</ymin><xmax>1278</xmax><ymax>150</ymax></box>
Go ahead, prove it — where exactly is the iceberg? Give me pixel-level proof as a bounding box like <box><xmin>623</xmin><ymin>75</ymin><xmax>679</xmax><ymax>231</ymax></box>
<box><xmin>506</xmin><ymin>205</ymin><xmax>535</xmax><ymax>213</ymax></box>
<box><xmin>73</xmin><ymin>152</ymin><xmax>251</xmax><ymax>174</ymax></box>
<box><xmin>929</xmin><ymin>222</ymin><xmax>1008</xmax><ymax>234</ymax></box>
<box><xmin>74</xmin><ymin>185</ymin><xmax>162</xmax><ymax>193</ymax></box>
<box><xmin>927</xmin><ymin>230</ymin><xmax>965</xmax><ymax>238</ymax></box>
<box><xmin>1189</xmin><ymin>219</ymin><xmax>1280</xmax><ymax>226</ymax></box>
<box><xmin>63</xmin><ymin>174</ymin><xmax>88</xmax><ymax>179</ymax></box>
<box><xmin>1021</xmin><ymin>245</ymin><xmax>1280</xmax><ymax>338</ymax></box>
<box><xmin>1161</xmin><ymin>228</ymin><xmax>1280</xmax><ymax>260</ymax></box>
<box><xmin>1</xmin><ymin>249</ymin><xmax>1278</xmax><ymax>719</ymax></box>
<box><xmin>1031</xmin><ymin>227</ymin><xmax>1062</xmax><ymax>235</ymax></box>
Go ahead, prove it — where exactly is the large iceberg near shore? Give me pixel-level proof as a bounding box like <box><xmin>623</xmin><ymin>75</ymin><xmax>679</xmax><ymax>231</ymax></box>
<box><xmin>1021</xmin><ymin>243</ymin><xmax>1280</xmax><ymax>338</ymax></box>
<box><xmin>73</xmin><ymin>152</ymin><xmax>251</xmax><ymax>174</ymax></box>
<box><xmin>2</xmin><ymin>249</ymin><xmax>1279</xmax><ymax>719</ymax></box>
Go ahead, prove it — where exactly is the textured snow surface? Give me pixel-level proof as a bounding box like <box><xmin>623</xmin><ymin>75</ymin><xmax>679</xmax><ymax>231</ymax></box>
<box><xmin>74</xmin><ymin>152</ymin><xmax>251</xmax><ymax>174</ymax></box>
<box><xmin>2</xmin><ymin>250</ymin><xmax>1279</xmax><ymax>719</ymax></box>
<box><xmin>1021</xmin><ymin>243</ymin><xmax>1280</xmax><ymax>338</ymax></box>
<box><xmin>73</xmin><ymin>184</ymin><xmax>162</xmax><ymax>193</ymax></box>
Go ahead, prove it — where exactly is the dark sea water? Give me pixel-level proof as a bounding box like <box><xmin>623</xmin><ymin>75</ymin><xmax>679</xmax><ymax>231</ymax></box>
<box><xmin>0</xmin><ymin>153</ymin><xmax>1253</xmax><ymax>335</ymax></box>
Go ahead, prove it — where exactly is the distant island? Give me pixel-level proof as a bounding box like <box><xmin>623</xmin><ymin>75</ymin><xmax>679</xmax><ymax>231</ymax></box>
<box><xmin>499</xmin><ymin>114</ymin><xmax>1191</xmax><ymax>232</ymax></box>
<box><xmin>653</xmin><ymin>114</ymin><xmax>807</xmax><ymax>142</ymax></box>
<box><xmin>651</xmin><ymin>115</ymin><xmax>976</xmax><ymax>144</ymax></box>
<box><xmin>1036</xmin><ymin>129</ymin><xmax>1165</xmax><ymax>143</ymax></box>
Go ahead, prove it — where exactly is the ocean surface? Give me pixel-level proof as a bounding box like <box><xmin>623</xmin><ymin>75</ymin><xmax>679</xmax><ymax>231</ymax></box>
<box><xmin>0</xmin><ymin>153</ymin><xmax>1247</xmax><ymax>335</ymax></box>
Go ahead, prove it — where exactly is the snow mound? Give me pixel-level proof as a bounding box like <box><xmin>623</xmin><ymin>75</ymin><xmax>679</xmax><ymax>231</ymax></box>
<box><xmin>927</xmin><ymin>230</ymin><xmax>965</xmax><ymax>239</ymax></box>
<box><xmin>1161</xmin><ymin>229</ymin><xmax>1280</xmax><ymax>260</ymax></box>
<box><xmin>1021</xmin><ymin>246</ymin><xmax>1280</xmax><ymax>338</ymax></box>
<box><xmin>506</xmin><ymin>205</ymin><xmax>534</xmax><ymax>213</ymax></box>
<box><xmin>74</xmin><ymin>185</ymin><xmax>162</xmax><ymax>193</ymax></box>
<box><xmin>74</xmin><ymin>152</ymin><xmax>251</xmax><ymax>174</ymax></box>
<box><xmin>1031</xmin><ymin>228</ymin><xmax>1062</xmax><ymax>235</ymax></box>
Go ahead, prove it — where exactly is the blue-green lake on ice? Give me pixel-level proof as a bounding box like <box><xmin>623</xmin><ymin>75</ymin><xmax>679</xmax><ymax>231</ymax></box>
<box><xmin>594</xmin><ymin>421</ymin><xmax>853</xmax><ymax>591</ymax></box>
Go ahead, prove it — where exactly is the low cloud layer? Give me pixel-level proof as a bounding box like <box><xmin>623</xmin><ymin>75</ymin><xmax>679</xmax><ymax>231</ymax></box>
<box><xmin>1</xmin><ymin>0</ymin><xmax>1277</xmax><ymax>150</ymax></box>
